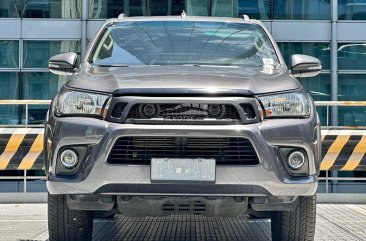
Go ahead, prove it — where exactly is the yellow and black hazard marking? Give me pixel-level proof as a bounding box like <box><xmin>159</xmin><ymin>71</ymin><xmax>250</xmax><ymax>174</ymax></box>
<box><xmin>1</xmin><ymin>128</ymin><xmax>366</xmax><ymax>171</ymax></box>
<box><xmin>0</xmin><ymin>128</ymin><xmax>44</xmax><ymax>170</ymax></box>
<box><xmin>321</xmin><ymin>130</ymin><xmax>366</xmax><ymax>171</ymax></box>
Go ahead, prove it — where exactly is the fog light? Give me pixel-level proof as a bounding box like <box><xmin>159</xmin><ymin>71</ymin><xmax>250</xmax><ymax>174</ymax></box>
<box><xmin>288</xmin><ymin>151</ymin><xmax>305</xmax><ymax>170</ymax></box>
<box><xmin>60</xmin><ymin>149</ymin><xmax>78</xmax><ymax>168</ymax></box>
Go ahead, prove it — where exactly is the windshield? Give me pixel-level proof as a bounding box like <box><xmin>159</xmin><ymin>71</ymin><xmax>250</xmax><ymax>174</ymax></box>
<box><xmin>88</xmin><ymin>21</ymin><xmax>280</xmax><ymax>68</ymax></box>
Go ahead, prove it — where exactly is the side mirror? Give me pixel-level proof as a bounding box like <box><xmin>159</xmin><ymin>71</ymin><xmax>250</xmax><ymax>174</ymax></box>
<box><xmin>48</xmin><ymin>52</ymin><xmax>78</xmax><ymax>75</ymax></box>
<box><xmin>290</xmin><ymin>54</ymin><xmax>322</xmax><ymax>78</ymax></box>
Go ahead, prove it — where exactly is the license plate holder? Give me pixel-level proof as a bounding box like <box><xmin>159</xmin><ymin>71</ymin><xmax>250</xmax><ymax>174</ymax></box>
<box><xmin>151</xmin><ymin>158</ymin><xmax>216</xmax><ymax>183</ymax></box>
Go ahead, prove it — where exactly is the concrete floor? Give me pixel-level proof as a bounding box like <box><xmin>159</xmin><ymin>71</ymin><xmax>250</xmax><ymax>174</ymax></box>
<box><xmin>0</xmin><ymin>204</ymin><xmax>366</xmax><ymax>241</ymax></box>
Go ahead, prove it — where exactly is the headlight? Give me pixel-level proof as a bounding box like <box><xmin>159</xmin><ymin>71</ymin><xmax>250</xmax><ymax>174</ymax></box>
<box><xmin>54</xmin><ymin>90</ymin><xmax>110</xmax><ymax>117</ymax></box>
<box><xmin>258</xmin><ymin>92</ymin><xmax>310</xmax><ymax>118</ymax></box>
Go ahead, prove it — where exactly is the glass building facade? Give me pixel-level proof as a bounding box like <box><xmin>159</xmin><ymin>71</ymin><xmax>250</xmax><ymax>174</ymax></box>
<box><xmin>0</xmin><ymin>0</ymin><xmax>366</xmax><ymax>192</ymax></box>
<box><xmin>2</xmin><ymin>0</ymin><xmax>365</xmax><ymax>127</ymax></box>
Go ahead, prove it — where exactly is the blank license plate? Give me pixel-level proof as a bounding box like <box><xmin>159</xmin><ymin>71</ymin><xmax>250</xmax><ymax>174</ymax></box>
<box><xmin>151</xmin><ymin>158</ymin><xmax>216</xmax><ymax>183</ymax></box>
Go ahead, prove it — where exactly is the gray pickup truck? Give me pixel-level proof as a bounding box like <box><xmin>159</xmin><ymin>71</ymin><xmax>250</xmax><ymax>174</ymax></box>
<box><xmin>45</xmin><ymin>15</ymin><xmax>321</xmax><ymax>241</ymax></box>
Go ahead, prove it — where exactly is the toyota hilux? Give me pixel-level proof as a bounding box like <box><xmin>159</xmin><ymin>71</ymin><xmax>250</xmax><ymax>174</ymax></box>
<box><xmin>45</xmin><ymin>14</ymin><xmax>321</xmax><ymax>241</ymax></box>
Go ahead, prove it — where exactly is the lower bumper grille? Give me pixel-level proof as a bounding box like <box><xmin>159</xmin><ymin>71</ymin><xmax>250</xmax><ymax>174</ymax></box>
<box><xmin>107</xmin><ymin>137</ymin><xmax>259</xmax><ymax>165</ymax></box>
<box><xmin>162</xmin><ymin>201</ymin><xmax>207</xmax><ymax>215</ymax></box>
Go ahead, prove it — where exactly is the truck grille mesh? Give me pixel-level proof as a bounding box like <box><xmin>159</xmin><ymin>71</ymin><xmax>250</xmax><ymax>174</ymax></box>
<box><xmin>240</xmin><ymin>104</ymin><xmax>256</xmax><ymax>119</ymax></box>
<box><xmin>111</xmin><ymin>103</ymin><xmax>127</xmax><ymax>118</ymax></box>
<box><xmin>107</xmin><ymin>137</ymin><xmax>259</xmax><ymax>165</ymax></box>
<box><xmin>127</xmin><ymin>104</ymin><xmax>240</xmax><ymax>120</ymax></box>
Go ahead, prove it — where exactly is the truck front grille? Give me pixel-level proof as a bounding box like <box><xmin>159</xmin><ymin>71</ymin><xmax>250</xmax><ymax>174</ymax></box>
<box><xmin>127</xmin><ymin>103</ymin><xmax>240</xmax><ymax>121</ymax></box>
<box><xmin>107</xmin><ymin>137</ymin><xmax>259</xmax><ymax>165</ymax></box>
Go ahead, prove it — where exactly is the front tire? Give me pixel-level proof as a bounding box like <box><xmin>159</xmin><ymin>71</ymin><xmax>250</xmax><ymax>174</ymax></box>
<box><xmin>48</xmin><ymin>194</ymin><xmax>93</xmax><ymax>241</ymax></box>
<box><xmin>271</xmin><ymin>195</ymin><xmax>316</xmax><ymax>241</ymax></box>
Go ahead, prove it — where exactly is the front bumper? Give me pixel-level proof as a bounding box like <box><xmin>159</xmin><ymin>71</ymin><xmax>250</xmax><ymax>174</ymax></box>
<box><xmin>45</xmin><ymin>114</ymin><xmax>320</xmax><ymax>197</ymax></box>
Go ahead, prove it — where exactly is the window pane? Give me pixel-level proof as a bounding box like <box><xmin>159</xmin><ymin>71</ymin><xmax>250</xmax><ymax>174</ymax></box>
<box><xmin>186</xmin><ymin>0</ymin><xmax>209</xmax><ymax>16</ymax></box>
<box><xmin>300</xmin><ymin>74</ymin><xmax>330</xmax><ymax>101</ymax></box>
<box><xmin>238</xmin><ymin>0</ymin><xmax>271</xmax><ymax>19</ymax></box>
<box><xmin>148</xmin><ymin>0</ymin><xmax>170</xmax><ymax>16</ymax></box>
<box><xmin>89</xmin><ymin>0</ymin><xmax>145</xmax><ymax>18</ymax></box>
<box><xmin>89</xmin><ymin>0</ymin><xmax>123</xmax><ymax>18</ymax></box>
<box><xmin>0</xmin><ymin>0</ymin><xmax>21</xmax><ymax>18</ymax></box>
<box><xmin>211</xmin><ymin>0</ymin><xmax>236</xmax><ymax>17</ymax></box>
<box><xmin>23</xmin><ymin>0</ymin><xmax>81</xmax><ymax>18</ymax></box>
<box><xmin>338</xmin><ymin>43</ymin><xmax>366</xmax><ymax>70</ymax></box>
<box><xmin>339</xmin><ymin>0</ymin><xmax>366</xmax><ymax>20</ymax></box>
<box><xmin>170</xmin><ymin>0</ymin><xmax>186</xmax><ymax>15</ymax></box>
<box><xmin>148</xmin><ymin>0</ymin><xmax>185</xmax><ymax>16</ymax></box>
<box><xmin>299</xmin><ymin>74</ymin><xmax>330</xmax><ymax>126</ymax></box>
<box><xmin>274</xmin><ymin>0</ymin><xmax>330</xmax><ymax>20</ymax></box>
<box><xmin>0</xmin><ymin>40</ymin><xmax>19</xmax><ymax>68</ymax></box>
<box><xmin>22</xmin><ymin>72</ymin><xmax>67</xmax><ymax>124</ymax></box>
<box><xmin>338</xmin><ymin>74</ymin><xmax>366</xmax><ymax>126</ymax></box>
<box><xmin>0</xmin><ymin>72</ymin><xmax>19</xmax><ymax>125</ymax></box>
<box><xmin>277</xmin><ymin>42</ymin><xmax>330</xmax><ymax>69</ymax></box>
<box><xmin>23</xmin><ymin>41</ymin><xmax>80</xmax><ymax>68</ymax></box>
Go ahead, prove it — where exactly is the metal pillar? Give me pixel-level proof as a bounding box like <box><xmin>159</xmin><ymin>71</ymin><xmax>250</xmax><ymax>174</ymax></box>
<box><xmin>330</xmin><ymin>0</ymin><xmax>338</xmax><ymax>126</ymax></box>
<box><xmin>81</xmin><ymin>0</ymin><xmax>88</xmax><ymax>58</ymax></box>
<box><xmin>23</xmin><ymin>170</ymin><xmax>27</xmax><ymax>193</ymax></box>
<box><xmin>331</xmin><ymin>0</ymin><xmax>339</xmax><ymax>192</ymax></box>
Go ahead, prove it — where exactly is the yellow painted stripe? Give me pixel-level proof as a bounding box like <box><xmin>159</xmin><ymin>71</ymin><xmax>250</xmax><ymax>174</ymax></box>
<box><xmin>341</xmin><ymin>135</ymin><xmax>366</xmax><ymax>171</ymax></box>
<box><xmin>320</xmin><ymin>132</ymin><xmax>352</xmax><ymax>171</ymax></box>
<box><xmin>321</xmin><ymin>130</ymin><xmax>329</xmax><ymax>142</ymax></box>
<box><xmin>17</xmin><ymin>133</ymin><xmax>44</xmax><ymax>170</ymax></box>
<box><xmin>0</xmin><ymin>128</ymin><xmax>29</xmax><ymax>170</ymax></box>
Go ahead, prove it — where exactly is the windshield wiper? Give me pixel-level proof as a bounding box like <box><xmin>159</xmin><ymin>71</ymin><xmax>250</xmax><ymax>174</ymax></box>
<box><xmin>182</xmin><ymin>64</ymin><xmax>240</xmax><ymax>68</ymax></box>
<box><xmin>94</xmin><ymin>64</ymin><xmax>130</xmax><ymax>67</ymax></box>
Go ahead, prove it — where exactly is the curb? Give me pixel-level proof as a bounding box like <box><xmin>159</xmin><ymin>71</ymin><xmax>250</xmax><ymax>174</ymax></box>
<box><xmin>317</xmin><ymin>193</ymin><xmax>366</xmax><ymax>204</ymax></box>
<box><xmin>0</xmin><ymin>193</ymin><xmax>47</xmax><ymax>203</ymax></box>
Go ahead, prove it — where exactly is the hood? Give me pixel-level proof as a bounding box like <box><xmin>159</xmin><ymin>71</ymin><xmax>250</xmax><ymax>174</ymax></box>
<box><xmin>66</xmin><ymin>65</ymin><xmax>302</xmax><ymax>96</ymax></box>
